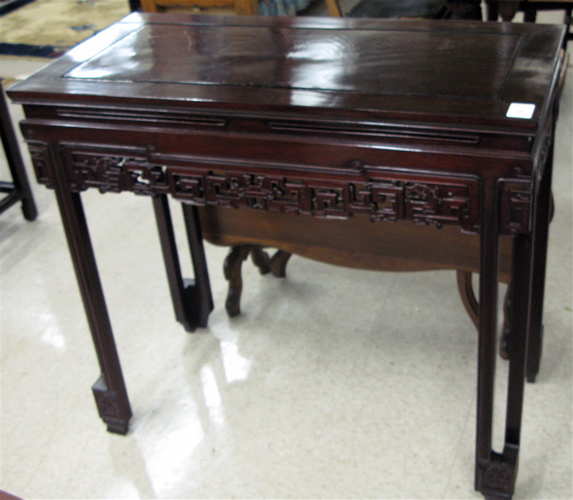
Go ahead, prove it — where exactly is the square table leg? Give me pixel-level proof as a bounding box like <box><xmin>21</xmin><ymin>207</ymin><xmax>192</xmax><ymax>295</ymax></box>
<box><xmin>50</xmin><ymin>146</ymin><xmax>132</xmax><ymax>434</ymax></box>
<box><xmin>475</xmin><ymin>181</ymin><xmax>504</xmax><ymax>498</ymax></box>
<box><xmin>152</xmin><ymin>195</ymin><xmax>213</xmax><ymax>332</ymax></box>
<box><xmin>475</xmin><ymin>180</ymin><xmax>536</xmax><ymax>499</ymax></box>
<box><xmin>526</xmin><ymin>131</ymin><xmax>555</xmax><ymax>383</ymax></box>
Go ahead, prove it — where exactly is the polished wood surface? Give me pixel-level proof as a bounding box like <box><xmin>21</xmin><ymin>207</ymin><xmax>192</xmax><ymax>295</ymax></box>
<box><xmin>9</xmin><ymin>14</ymin><xmax>567</xmax><ymax>500</ymax></box>
<box><xmin>13</xmin><ymin>14</ymin><xmax>562</xmax><ymax>128</ymax></box>
<box><xmin>200</xmin><ymin>208</ymin><xmax>513</xmax><ymax>276</ymax></box>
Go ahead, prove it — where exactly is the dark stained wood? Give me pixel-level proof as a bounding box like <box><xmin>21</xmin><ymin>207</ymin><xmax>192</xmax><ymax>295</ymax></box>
<box><xmin>200</xmin><ymin>206</ymin><xmax>514</xmax><ymax>277</ymax></box>
<box><xmin>222</xmin><ymin>244</ymin><xmax>292</xmax><ymax>316</ymax></box>
<box><xmin>11</xmin><ymin>14</ymin><xmax>564</xmax><ymax>131</ymax></box>
<box><xmin>7</xmin><ymin>14</ymin><xmax>567</xmax><ymax>499</ymax></box>
<box><xmin>0</xmin><ymin>81</ymin><xmax>37</xmax><ymax>220</ymax></box>
<box><xmin>153</xmin><ymin>196</ymin><xmax>213</xmax><ymax>331</ymax></box>
<box><xmin>223</xmin><ymin>245</ymin><xmax>252</xmax><ymax>317</ymax></box>
<box><xmin>249</xmin><ymin>246</ymin><xmax>272</xmax><ymax>275</ymax></box>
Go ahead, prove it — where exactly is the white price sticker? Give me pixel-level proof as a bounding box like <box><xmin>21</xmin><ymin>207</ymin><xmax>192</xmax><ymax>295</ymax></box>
<box><xmin>506</xmin><ymin>103</ymin><xmax>536</xmax><ymax>119</ymax></box>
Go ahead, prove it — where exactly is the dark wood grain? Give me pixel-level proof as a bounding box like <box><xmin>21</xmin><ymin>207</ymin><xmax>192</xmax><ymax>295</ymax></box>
<box><xmin>11</xmin><ymin>13</ymin><xmax>565</xmax><ymax>129</ymax></box>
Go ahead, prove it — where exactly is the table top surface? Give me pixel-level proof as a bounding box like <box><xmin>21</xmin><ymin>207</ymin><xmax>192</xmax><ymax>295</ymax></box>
<box><xmin>9</xmin><ymin>13</ymin><xmax>566</xmax><ymax>130</ymax></box>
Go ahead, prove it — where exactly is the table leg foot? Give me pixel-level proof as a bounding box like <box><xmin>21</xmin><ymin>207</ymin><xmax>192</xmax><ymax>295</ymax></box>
<box><xmin>476</xmin><ymin>446</ymin><xmax>518</xmax><ymax>500</ymax></box>
<box><xmin>92</xmin><ymin>374</ymin><xmax>131</xmax><ymax>435</ymax></box>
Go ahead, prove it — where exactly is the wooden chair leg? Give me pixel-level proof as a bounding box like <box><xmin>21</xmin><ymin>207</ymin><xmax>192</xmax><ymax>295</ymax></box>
<box><xmin>224</xmin><ymin>245</ymin><xmax>252</xmax><ymax>317</ymax></box>
<box><xmin>250</xmin><ymin>246</ymin><xmax>272</xmax><ymax>275</ymax></box>
<box><xmin>270</xmin><ymin>250</ymin><xmax>291</xmax><ymax>278</ymax></box>
<box><xmin>223</xmin><ymin>246</ymin><xmax>293</xmax><ymax>317</ymax></box>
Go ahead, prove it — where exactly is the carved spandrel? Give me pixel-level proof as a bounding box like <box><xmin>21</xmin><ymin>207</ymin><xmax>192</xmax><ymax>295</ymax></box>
<box><xmin>65</xmin><ymin>152</ymin><xmax>171</xmax><ymax>196</ymax></box>
<box><xmin>28</xmin><ymin>143</ymin><xmax>54</xmax><ymax>189</ymax></box>
<box><xmin>500</xmin><ymin>179</ymin><xmax>533</xmax><ymax>235</ymax></box>
<box><xmin>35</xmin><ymin>145</ymin><xmax>485</xmax><ymax>232</ymax></box>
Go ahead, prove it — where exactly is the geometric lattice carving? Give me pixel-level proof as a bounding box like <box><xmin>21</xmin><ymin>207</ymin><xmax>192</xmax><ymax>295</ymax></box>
<box><xmin>30</xmin><ymin>145</ymin><xmax>485</xmax><ymax>231</ymax></box>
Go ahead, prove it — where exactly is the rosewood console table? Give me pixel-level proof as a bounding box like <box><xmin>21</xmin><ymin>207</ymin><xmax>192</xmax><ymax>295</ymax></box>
<box><xmin>8</xmin><ymin>14</ymin><xmax>567</xmax><ymax>499</ymax></box>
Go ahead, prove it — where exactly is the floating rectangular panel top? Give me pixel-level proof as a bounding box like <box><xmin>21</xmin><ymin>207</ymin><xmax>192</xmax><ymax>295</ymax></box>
<box><xmin>9</xmin><ymin>13</ymin><xmax>567</xmax><ymax>128</ymax></box>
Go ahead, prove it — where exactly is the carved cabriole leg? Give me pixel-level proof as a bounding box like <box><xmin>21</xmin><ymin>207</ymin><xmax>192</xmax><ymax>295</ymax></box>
<box><xmin>250</xmin><ymin>246</ymin><xmax>272</xmax><ymax>275</ymax></box>
<box><xmin>224</xmin><ymin>245</ymin><xmax>252</xmax><ymax>317</ymax></box>
<box><xmin>153</xmin><ymin>196</ymin><xmax>213</xmax><ymax>331</ymax></box>
<box><xmin>250</xmin><ymin>246</ymin><xmax>292</xmax><ymax>278</ymax></box>
<box><xmin>270</xmin><ymin>250</ymin><xmax>292</xmax><ymax>278</ymax></box>
<box><xmin>50</xmin><ymin>145</ymin><xmax>132</xmax><ymax>434</ymax></box>
<box><xmin>223</xmin><ymin>246</ymin><xmax>293</xmax><ymax>317</ymax></box>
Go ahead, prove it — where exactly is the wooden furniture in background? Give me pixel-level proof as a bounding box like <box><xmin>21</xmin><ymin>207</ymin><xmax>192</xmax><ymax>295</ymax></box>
<box><xmin>8</xmin><ymin>14</ymin><xmax>567</xmax><ymax>499</ymax></box>
<box><xmin>140</xmin><ymin>0</ymin><xmax>254</xmax><ymax>15</ymax></box>
<box><xmin>486</xmin><ymin>0</ymin><xmax>572</xmax><ymax>47</ymax></box>
<box><xmin>140</xmin><ymin>0</ymin><xmax>341</xmax><ymax>17</ymax></box>
<box><xmin>0</xmin><ymin>81</ymin><xmax>36</xmax><ymax>221</ymax></box>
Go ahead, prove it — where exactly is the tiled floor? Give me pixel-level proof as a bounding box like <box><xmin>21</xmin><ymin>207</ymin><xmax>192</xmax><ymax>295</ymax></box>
<box><xmin>1</xmin><ymin>10</ymin><xmax>572</xmax><ymax>500</ymax></box>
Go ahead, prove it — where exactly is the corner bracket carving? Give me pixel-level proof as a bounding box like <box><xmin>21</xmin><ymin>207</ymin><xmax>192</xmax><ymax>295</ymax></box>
<box><xmin>500</xmin><ymin>179</ymin><xmax>533</xmax><ymax>235</ymax></box>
